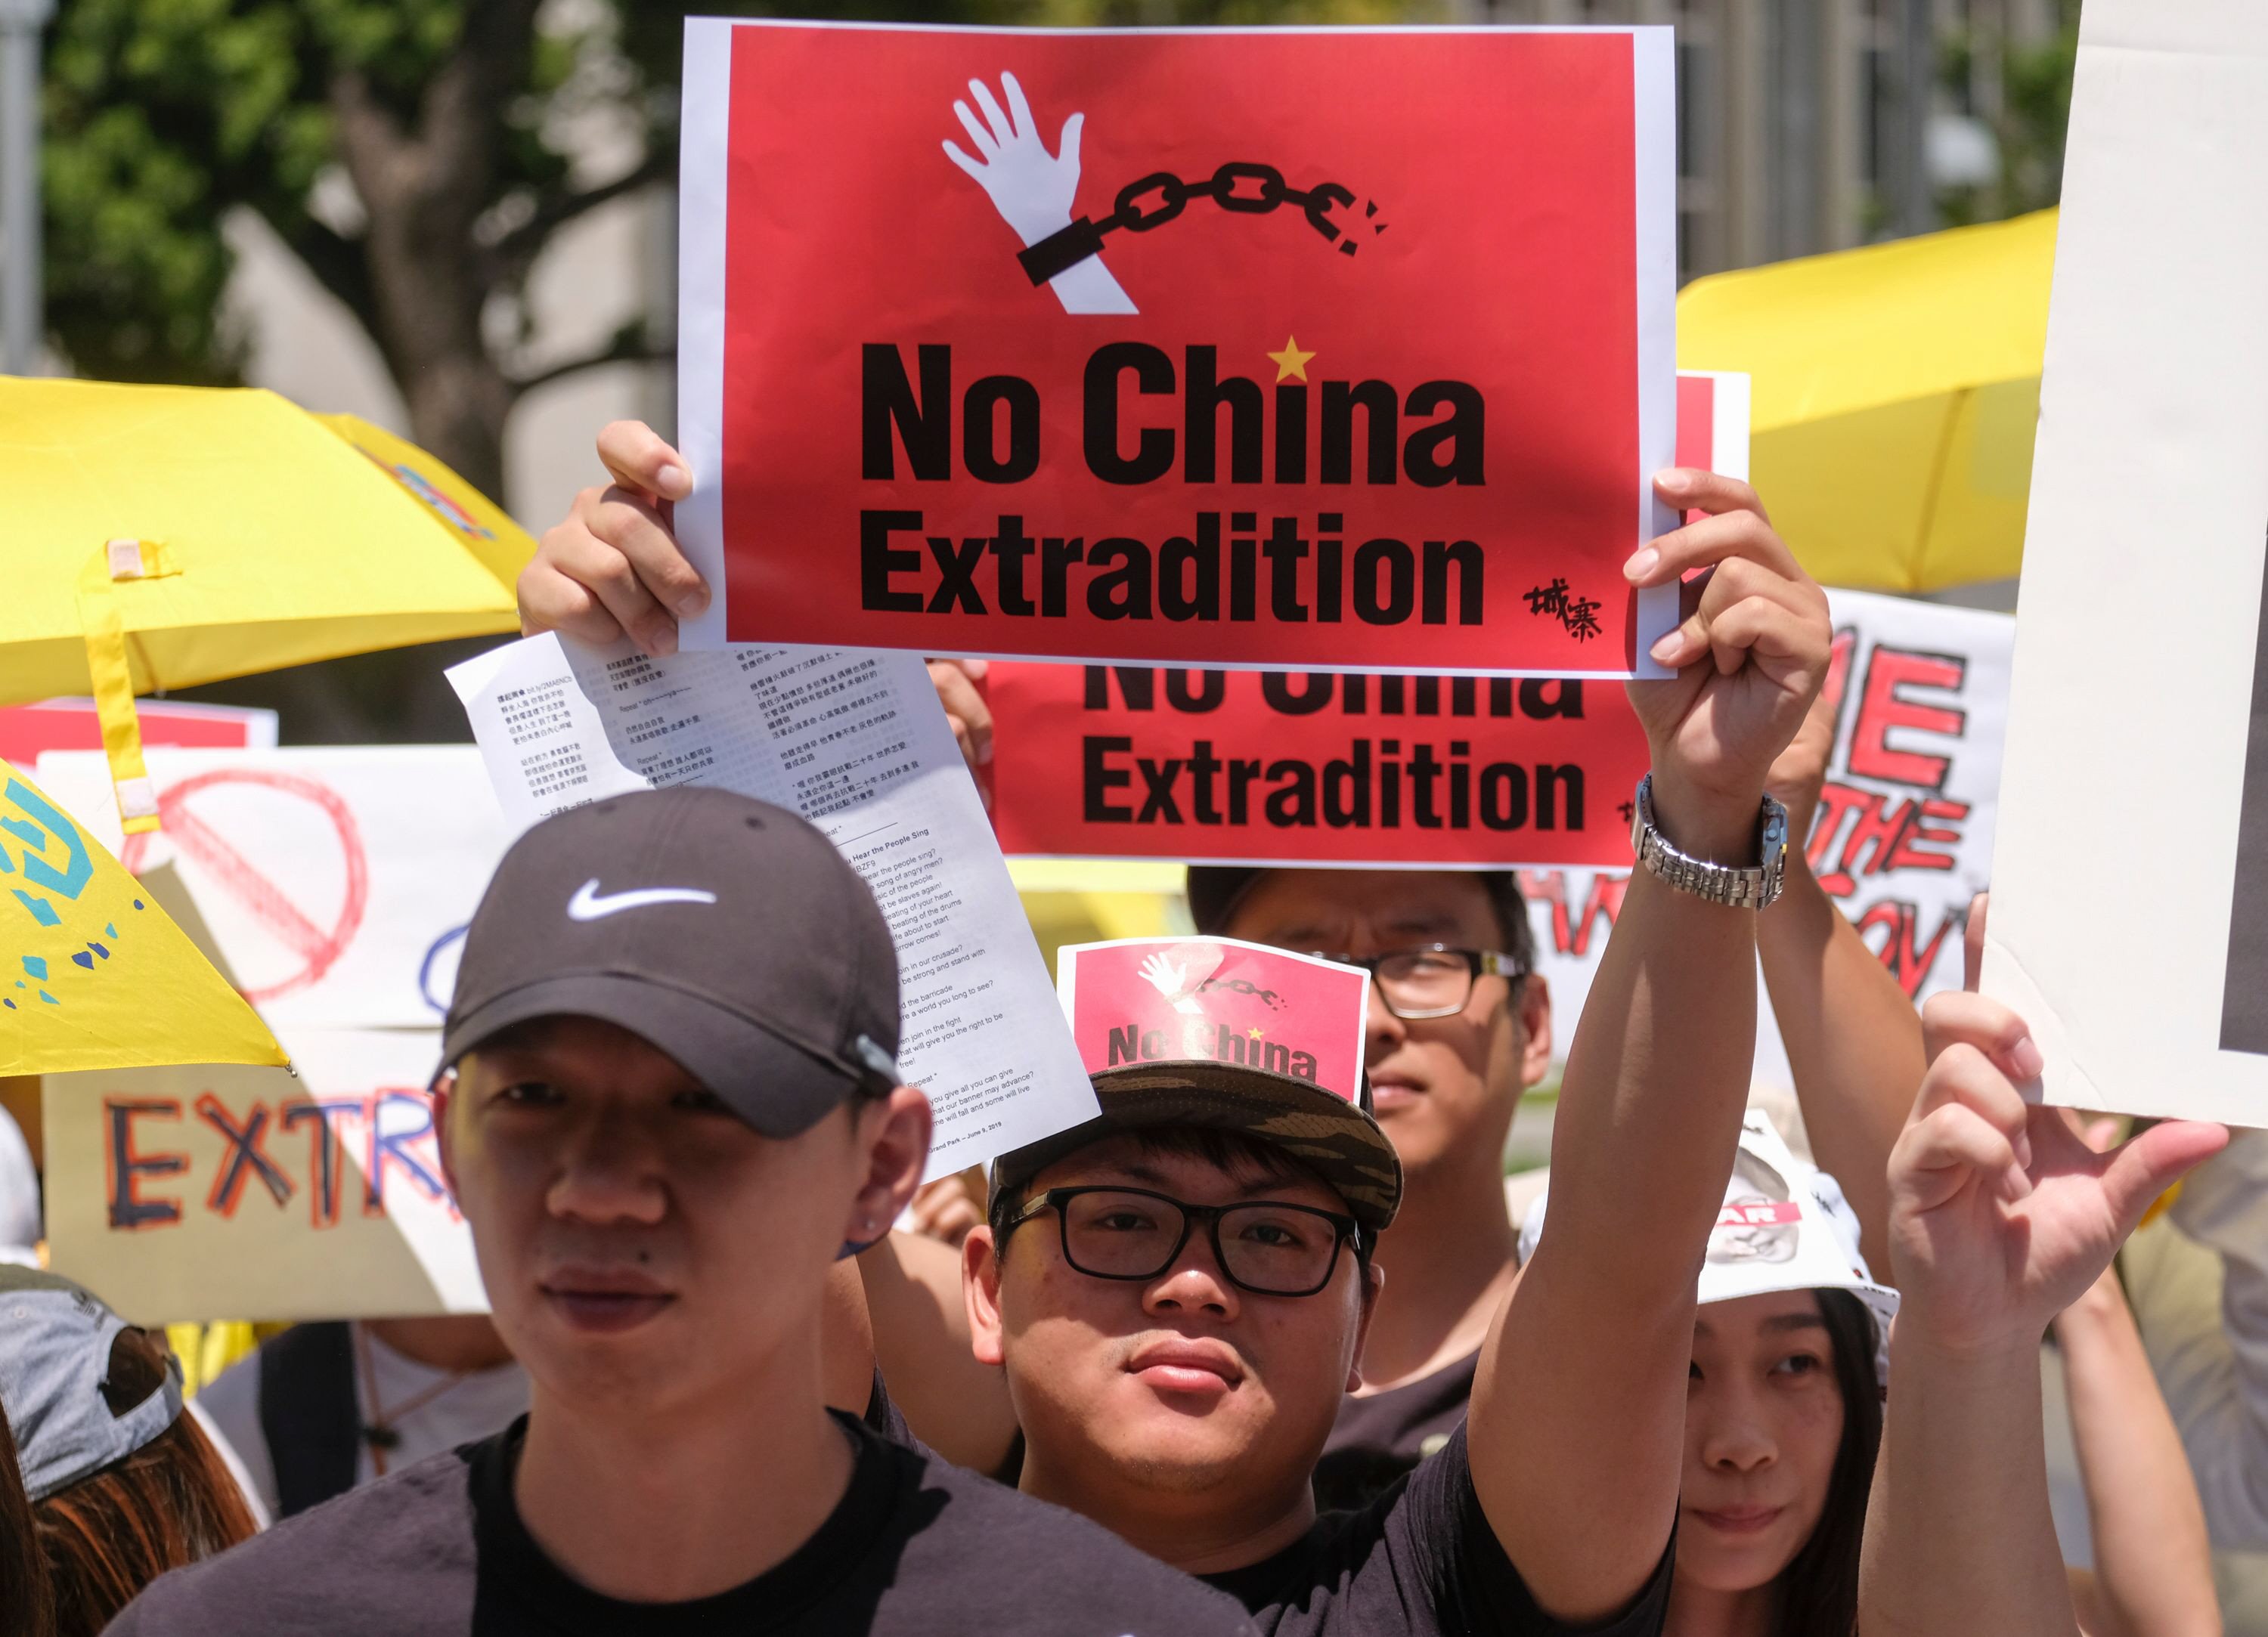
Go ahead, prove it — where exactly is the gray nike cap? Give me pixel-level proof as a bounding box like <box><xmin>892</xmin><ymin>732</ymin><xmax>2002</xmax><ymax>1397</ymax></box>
<box><xmin>442</xmin><ymin>787</ymin><xmax>902</xmax><ymax>1137</ymax></box>
<box><xmin>0</xmin><ymin>1266</ymin><xmax>182</xmax><ymax>1502</ymax></box>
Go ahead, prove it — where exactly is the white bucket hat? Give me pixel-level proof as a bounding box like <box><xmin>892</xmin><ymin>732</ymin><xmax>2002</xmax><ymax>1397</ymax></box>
<box><xmin>1520</xmin><ymin>1109</ymin><xmax>1898</xmax><ymax>1382</ymax></box>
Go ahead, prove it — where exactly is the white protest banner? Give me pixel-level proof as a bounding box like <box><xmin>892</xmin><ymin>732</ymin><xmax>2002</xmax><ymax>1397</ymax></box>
<box><xmin>1523</xmin><ymin>588</ymin><xmax>2008</xmax><ymax>1079</ymax></box>
<box><xmin>0</xmin><ymin>699</ymin><xmax>276</xmax><ymax>765</ymax></box>
<box><xmin>676</xmin><ymin>20</ymin><xmax>1678</xmax><ymax>677</ymax></box>
<box><xmin>1981</xmin><ymin>0</ymin><xmax>2268</xmax><ymax>1128</ymax></box>
<box><xmin>448</xmin><ymin>635</ymin><xmax>1096</xmax><ymax>1177</ymax></box>
<box><xmin>42</xmin><ymin>1027</ymin><xmax>482</xmax><ymax>1324</ymax></box>
<box><xmin>36</xmin><ymin>747</ymin><xmax>510</xmax><ymax>1030</ymax></box>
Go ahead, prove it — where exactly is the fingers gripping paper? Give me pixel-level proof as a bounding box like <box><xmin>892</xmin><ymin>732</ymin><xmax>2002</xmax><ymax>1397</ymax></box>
<box><xmin>448</xmin><ymin>636</ymin><xmax>1096</xmax><ymax>1175</ymax></box>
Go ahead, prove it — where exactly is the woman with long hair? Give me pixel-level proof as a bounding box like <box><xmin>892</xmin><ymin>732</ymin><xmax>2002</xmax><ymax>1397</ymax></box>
<box><xmin>1523</xmin><ymin>1110</ymin><xmax>1895</xmax><ymax>1637</ymax></box>
<box><xmin>0</xmin><ymin>1267</ymin><xmax>256</xmax><ymax>1636</ymax></box>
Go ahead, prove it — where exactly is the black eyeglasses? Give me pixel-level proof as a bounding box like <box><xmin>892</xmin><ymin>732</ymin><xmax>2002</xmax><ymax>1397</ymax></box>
<box><xmin>1304</xmin><ymin>945</ymin><xmax>1525</xmax><ymax>1020</ymax></box>
<box><xmin>1000</xmin><ymin>1186</ymin><xmax>1363</xmax><ymax>1298</ymax></box>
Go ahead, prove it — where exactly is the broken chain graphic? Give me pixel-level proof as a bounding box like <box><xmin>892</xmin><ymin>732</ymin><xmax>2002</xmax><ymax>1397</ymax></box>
<box><xmin>1018</xmin><ymin>160</ymin><xmax>1387</xmax><ymax>286</ymax></box>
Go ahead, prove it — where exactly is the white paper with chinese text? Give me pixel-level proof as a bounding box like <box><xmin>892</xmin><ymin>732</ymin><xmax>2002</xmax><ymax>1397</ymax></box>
<box><xmin>448</xmin><ymin>634</ymin><xmax>1096</xmax><ymax>1175</ymax></box>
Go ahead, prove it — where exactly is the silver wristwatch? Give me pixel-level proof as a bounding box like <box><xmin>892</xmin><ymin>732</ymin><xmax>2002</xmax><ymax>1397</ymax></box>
<box><xmin>1628</xmin><ymin>774</ymin><xmax>1789</xmax><ymax>910</ymax></box>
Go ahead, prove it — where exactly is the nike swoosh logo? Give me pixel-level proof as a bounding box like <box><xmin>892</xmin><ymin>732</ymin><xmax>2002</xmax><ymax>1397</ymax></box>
<box><xmin>567</xmin><ymin>879</ymin><xmax>719</xmax><ymax>921</ymax></box>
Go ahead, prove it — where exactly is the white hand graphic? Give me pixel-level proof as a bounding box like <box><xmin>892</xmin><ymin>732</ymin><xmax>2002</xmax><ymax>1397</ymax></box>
<box><xmin>1139</xmin><ymin>952</ymin><xmax>1204</xmax><ymax>1013</ymax></box>
<box><xmin>943</xmin><ymin>71</ymin><xmax>1137</xmax><ymax>316</ymax></box>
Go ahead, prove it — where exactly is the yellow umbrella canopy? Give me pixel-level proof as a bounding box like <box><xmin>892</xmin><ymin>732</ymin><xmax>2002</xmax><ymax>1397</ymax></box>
<box><xmin>1</xmin><ymin>378</ymin><xmax>534</xmax><ymax>828</ymax></box>
<box><xmin>2</xmin><ymin>757</ymin><xmax>283</xmax><ymax>1075</ymax></box>
<box><xmin>1678</xmin><ymin>209</ymin><xmax>2055</xmax><ymax>593</ymax></box>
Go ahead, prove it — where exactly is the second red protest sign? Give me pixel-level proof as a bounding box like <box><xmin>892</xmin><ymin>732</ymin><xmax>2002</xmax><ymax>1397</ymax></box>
<box><xmin>677</xmin><ymin>21</ymin><xmax>1678</xmax><ymax>676</ymax></box>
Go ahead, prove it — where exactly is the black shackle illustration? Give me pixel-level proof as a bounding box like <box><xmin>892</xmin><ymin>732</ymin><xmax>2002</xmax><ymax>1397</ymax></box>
<box><xmin>1017</xmin><ymin>160</ymin><xmax>1386</xmax><ymax>286</ymax></box>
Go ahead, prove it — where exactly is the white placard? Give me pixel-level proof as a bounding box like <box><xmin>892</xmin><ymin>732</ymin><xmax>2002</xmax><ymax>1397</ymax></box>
<box><xmin>35</xmin><ymin>747</ymin><xmax>511</xmax><ymax>1031</ymax></box>
<box><xmin>1980</xmin><ymin>0</ymin><xmax>2268</xmax><ymax>1129</ymax></box>
<box><xmin>42</xmin><ymin>1027</ymin><xmax>484</xmax><ymax>1325</ymax></box>
<box><xmin>448</xmin><ymin>634</ymin><xmax>1098</xmax><ymax>1177</ymax></box>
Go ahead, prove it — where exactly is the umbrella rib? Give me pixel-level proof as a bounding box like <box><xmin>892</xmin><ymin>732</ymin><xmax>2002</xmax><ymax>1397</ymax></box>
<box><xmin>1910</xmin><ymin>385</ymin><xmax>1973</xmax><ymax>593</ymax></box>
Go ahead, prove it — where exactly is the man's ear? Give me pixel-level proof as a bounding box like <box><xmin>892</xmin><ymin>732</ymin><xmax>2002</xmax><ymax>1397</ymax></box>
<box><xmin>1346</xmin><ymin>1257</ymin><xmax>1386</xmax><ymax>1392</ymax></box>
<box><xmin>845</xmin><ymin>1085</ymin><xmax>932</xmax><ymax>1246</ymax></box>
<box><xmin>1515</xmin><ymin>973</ymin><xmax>1554</xmax><ymax>1089</ymax></box>
<box><xmin>432</xmin><ymin>1072</ymin><xmax>462</xmax><ymax>1202</ymax></box>
<box><xmin>963</xmin><ymin>1224</ymin><xmax>1008</xmax><ymax>1367</ymax></box>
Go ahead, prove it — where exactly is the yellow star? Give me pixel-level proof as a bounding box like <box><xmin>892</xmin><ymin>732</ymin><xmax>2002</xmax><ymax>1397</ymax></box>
<box><xmin>1266</xmin><ymin>336</ymin><xmax>1315</xmax><ymax>383</ymax></box>
<box><xmin>1247</xmin><ymin>1026</ymin><xmax>1266</xmax><ymax>1040</ymax></box>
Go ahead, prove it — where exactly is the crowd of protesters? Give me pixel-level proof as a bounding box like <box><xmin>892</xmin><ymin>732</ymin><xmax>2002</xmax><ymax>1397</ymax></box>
<box><xmin>0</xmin><ymin>421</ymin><xmax>2259</xmax><ymax>1635</ymax></box>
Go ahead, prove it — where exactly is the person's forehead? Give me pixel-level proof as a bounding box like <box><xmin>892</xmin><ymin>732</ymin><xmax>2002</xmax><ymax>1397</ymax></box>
<box><xmin>1695</xmin><ymin>1288</ymin><xmax>1826</xmax><ymax>1339</ymax></box>
<box><xmin>1034</xmin><ymin>1134</ymin><xmax>1347</xmax><ymax>1211</ymax></box>
<box><xmin>1223</xmin><ymin>868</ymin><xmax>1498</xmax><ymax>948</ymax></box>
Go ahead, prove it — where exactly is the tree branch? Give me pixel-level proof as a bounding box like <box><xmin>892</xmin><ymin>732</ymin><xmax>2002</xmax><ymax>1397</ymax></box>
<box><xmin>491</xmin><ymin>148</ymin><xmax>673</xmax><ymax>269</ymax></box>
<box><xmin>507</xmin><ymin>323</ymin><xmax>671</xmax><ymax>398</ymax></box>
<box><xmin>262</xmin><ymin>209</ymin><xmax>383</xmax><ymax>345</ymax></box>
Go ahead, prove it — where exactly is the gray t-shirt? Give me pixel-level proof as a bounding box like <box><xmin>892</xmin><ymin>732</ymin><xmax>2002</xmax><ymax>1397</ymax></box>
<box><xmin>1209</xmin><ymin>1425</ymin><xmax>1672</xmax><ymax>1637</ymax></box>
<box><xmin>107</xmin><ymin>1409</ymin><xmax>1259</xmax><ymax>1636</ymax></box>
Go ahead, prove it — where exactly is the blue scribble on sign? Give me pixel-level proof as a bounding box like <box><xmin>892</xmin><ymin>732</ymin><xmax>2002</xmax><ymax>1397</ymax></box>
<box><xmin>417</xmin><ymin>923</ymin><xmax>470</xmax><ymax>1016</ymax></box>
<box><xmin>21</xmin><ymin>957</ymin><xmax>43</xmax><ymax>980</ymax></box>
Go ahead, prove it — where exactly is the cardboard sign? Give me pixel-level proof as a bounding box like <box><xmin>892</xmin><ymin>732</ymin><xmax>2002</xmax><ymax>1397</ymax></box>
<box><xmin>1058</xmin><ymin>936</ymin><xmax>1368</xmax><ymax>1097</ymax></box>
<box><xmin>1981</xmin><ymin>0</ymin><xmax>2268</xmax><ymax>1128</ymax></box>
<box><xmin>36</xmin><ymin>748</ymin><xmax>510</xmax><ymax>1032</ymax></box>
<box><xmin>1520</xmin><ymin>588</ymin><xmax>2008</xmax><ymax>1078</ymax></box>
<box><xmin>0</xmin><ymin>700</ymin><xmax>276</xmax><ymax>766</ymax></box>
<box><xmin>981</xmin><ymin>372</ymin><xmax>1746</xmax><ymax>866</ymax></box>
<box><xmin>676</xmin><ymin>20</ymin><xmax>1678</xmax><ymax>677</ymax></box>
<box><xmin>42</xmin><ymin>1028</ymin><xmax>485</xmax><ymax>1324</ymax></box>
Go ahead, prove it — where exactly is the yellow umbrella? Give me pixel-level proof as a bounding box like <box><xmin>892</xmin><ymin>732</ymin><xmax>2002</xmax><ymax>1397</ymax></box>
<box><xmin>1</xmin><ymin>378</ymin><xmax>534</xmax><ymax>831</ymax></box>
<box><xmin>2</xmin><ymin>758</ymin><xmax>283</xmax><ymax>1075</ymax></box>
<box><xmin>1678</xmin><ymin>209</ymin><xmax>2055</xmax><ymax>593</ymax></box>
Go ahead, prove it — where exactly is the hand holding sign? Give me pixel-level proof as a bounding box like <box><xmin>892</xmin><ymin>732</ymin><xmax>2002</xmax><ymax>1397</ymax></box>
<box><xmin>1892</xmin><ymin>989</ymin><xmax>2228</xmax><ymax>1356</ymax></box>
<box><xmin>1622</xmin><ymin>470</ymin><xmax>1831</xmax><ymax>857</ymax></box>
<box><xmin>943</xmin><ymin>73</ymin><xmax>1136</xmax><ymax>316</ymax></box>
<box><xmin>520</xmin><ymin>421</ymin><xmax>705</xmax><ymax>658</ymax></box>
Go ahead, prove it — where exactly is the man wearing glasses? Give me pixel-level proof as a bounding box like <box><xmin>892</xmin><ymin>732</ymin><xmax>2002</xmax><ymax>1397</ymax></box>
<box><xmin>913</xmin><ymin>469</ymin><xmax>1833</xmax><ymax>1633</ymax></box>
<box><xmin>1182</xmin><ymin>867</ymin><xmax>1550</xmax><ymax>1510</ymax></box>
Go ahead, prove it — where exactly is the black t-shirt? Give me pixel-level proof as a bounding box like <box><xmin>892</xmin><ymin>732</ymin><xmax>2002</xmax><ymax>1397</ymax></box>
<box><xmin>107</xmin><ymin>1408</ymin><xmax>1259</xmax><ymax>1636</ymax></box>
<box><xmin>1206</xmin><ymin>1425</ymin><xmax>1673</xmax><ymax>1637</ymax></box>
<box><xmin>1312</xmin><ymin>1348</ymin><xmax>1480</xmax><ymax>1514</ymax></box>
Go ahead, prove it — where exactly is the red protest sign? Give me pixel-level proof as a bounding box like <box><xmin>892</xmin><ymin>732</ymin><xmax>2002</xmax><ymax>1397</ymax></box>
<box><xmin>677</xmin><ymin>21</ymin><xmax>1678</xmax><ymax>677</ymax></box>
<box><xmin>980</xmin><ymin>371</ymin><xmax>1744</xmax><ymax>867</ymax></box>
<box><xmin>1</xmin><ymin>700</ymin><xmax>274</xmax><ymax>766</ymax></box>
<box><xmin>1059</xmin><ymin>938</ymin><xmax>1369</xmax><ymax>1100</ymax></box>
<box><xmin>985</xmin><ymin>664</ymin><xmax>1650</xmax><ymax>868</ymax></box>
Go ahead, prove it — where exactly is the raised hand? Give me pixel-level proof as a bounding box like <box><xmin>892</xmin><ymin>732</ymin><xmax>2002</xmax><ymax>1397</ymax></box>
<box><xmin>1139</xmin><ymin>952</ymin><xmax>1201</xmax><ymax>1012</ymax></box>
<box><xmin>1762</xmin><ymin>672</ymin><xmax>1841</xmax><ymax>855</ymax></box>
<box><xmin>927</xmin><ymin>658</ymin><xmax>993</xmax><ymax>780</ymax></box>
<box><xmin>1889</xmin><ymin>990</ymin><xmax>2229</xmax><ymax>1357</ymax></box>
<box><xmin>942</xmin><ymin>71</ymin><xmax>1136</xmax><ymax>315</ymax></box>
<box><xmin>1622</xmin><ymin>471</ymin><xmax>1833</xmax><ymax>858</ymax></box>
<box><xmin>521</xmin><ymin>421</ymin><xmax>707</xmax><ymax>658</ymax></box>
<box><xmin>943</xmin><ymin>72</ymin><xmax>1084</xmax><ymax>244</ymax></box>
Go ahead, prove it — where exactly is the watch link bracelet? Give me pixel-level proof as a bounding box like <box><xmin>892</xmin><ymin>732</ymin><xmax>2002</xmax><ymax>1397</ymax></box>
<box><xmin>1627</xmin><ymin>774</ymin><xmax>1789</xmax><ymax>911</ymax></box>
